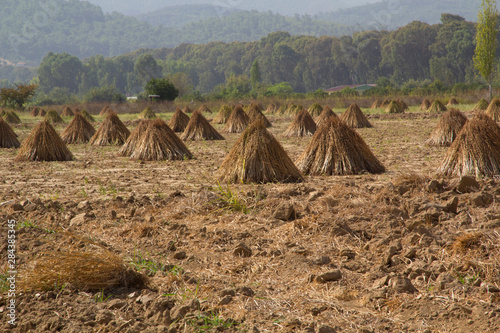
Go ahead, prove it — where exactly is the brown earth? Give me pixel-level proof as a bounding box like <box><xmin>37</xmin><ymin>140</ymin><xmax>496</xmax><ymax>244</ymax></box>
<box><xmin>1</xmin><ymin>108</ymin><xmax>500</xmax><ymax>333</ymax></box>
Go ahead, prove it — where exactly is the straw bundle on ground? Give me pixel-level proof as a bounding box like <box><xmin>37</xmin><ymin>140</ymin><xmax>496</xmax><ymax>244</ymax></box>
<box><xmin>382</xmin><ymin>99</ymin><xmax>391</xmax><ymax>107</ymax></box>
<box><xmin>284</xmin><ymin>109</ymin><xmax>317</xmax><ymax>137</ymax></box>
<box><xmin>436</xmin><ymin>114</ymin><xmax>500</xmax><ymax>177</ymax></box>
<box><xmin>20</xmin><ymin>249</ymin><xmax>146</xmax><ymax>292</ymax></box>
<box><xmin>296</xmin><ymin>117</ymin><xmax>385</xmax><ymax>176</ymax></box>
<box><xmin>30</xmin><ymin>107</ymin><xmax>40</xmax><ymax>117</ymax></box>
<box><xmin>474</xmin><ymin>98</ymin><xmax>489</xmax><ymax>112</ymax></box>
<box><xmin>396</xmin><ymin>99</ymin><xmax>409</xmax><ymax>112</ymax></box>
<box><xmin>119</xmin><ymin>119</ymin><xmax>152</xmax><ymax>157</ymax></box>
<box><xmin>39</xmin><ymin>109</ymin><xmax>47</xmax><ymax>117</ymax></box>
<box><xmin>182</xmin><ymin>105</ymin><xmax>193</xmax><ymax>114</ymax></box>
<box><xmin>426</xmin><ymin>108</ymin><xmax>468</xmax><ymax>146</ymax></box>
<box><xmin>61</xmin><ymin>106</ymin><xmax>74</xmax><ymax>117</ymax></box>
<box><xmin>340</xmin><ymin>103</ymin><xmax>372</xmax><ymax>128</ymax></box>
<box><xmin>308</xmin><ymin>102</ymin><xmax>323</xmax><ymax>117</ymax></box>
<box><xmin>0</xmin><ymin>118</ymin><xmax>20</xmax><ymax>148</ymax></box>
<box><xmin>213</xmin><ymin>105</ymin><xmax>233</xmax><ymax>124</ymax></box>
<box><xmin>199</xmin><ymin>104</ymin><xmax>212</xmax><ymax>114</ymax></box>
<box><xmin>371</xmin><ymin>99</ymin><xmax>383</xmax><ymax>109</ymax></box>
<box><xmin>447</xmin><ymin>97</ymin><xmax>459</xmax><ymax>106</ymax></box>
<box><xmin>428</xmin><ymin>100</ymin><xmax>447</xmax><ymax>113</ymax></box>
<box><xmin>277</xmin><ymin>104</ymin><xmax>288</xmax><ymax>115</ymax></box>
<box><xmin>168</xmin><ymin>108</ymin><xmax>190</xmax><ymax>132</ymax></box>
<box><xmin>99</xmin><ymin>105</ymin><xmax>114</xmax><ymax>116</ymax></box>
<box><xmin>222</xmin><ymin>105</ymin><xmax>250</xmax><ymax>133</ymax></box>
<box><xmin>0</xmin><ymin>109</ymin><xmax>5</xmax><ymax>117</ymax></box>
<box><xmin>61</xmin><ymin>113</ymin><xmax>96</xmax><ymax>144</ymax></box>
<box><xmin>15</xmin><ymin>121</ymin><xmax>73</xmax><ymax>161</ymax></box>
<box><xmin>218</xmin><ymin>119</ymin><xmax>303</xmax><ymax>184</ymax></box>
<box><xmin>130</xmin><ymin>119</ymin><xmax>192</xmax><ymax>161</ymax></box>
<box><xmin>3</xmin><ymin>111</ymin><xmax>21</xmax><ymax>124</ymax></box>
<box><xmin>73</xmin><ymin>107</ymin><xmax>81</xmax><ymax>114</ymax></box>
<box><xmin>138</xmin><ymin>106</ymin><xmax>156</xmax><ymax>119</ymax></box>
<box><xmin>385</xmin><ymin>100</ymin><xmax>404</xmax><ymax>114</ymax></box>
<box><xmin>246</xmin><ymin>104</ymin><xmax>272</xmax><ymax>127</ymax></box>
<box><xmin>485</xmin><ymin>98</ymin><xmax>500</xmax><ymax>121</ymax></box>
<box><xmin>266</xmin><ymin>102</ymin><xmax>279</xmax><ymax>114</ymax></box>
<box><xmin>181</xmin><ymin>110</ymin><xmax>224</xmax><ymax>141</ymax></box>
<box><xmin>89</xmin><ymin>112</ymin><xmax>130</xmax><ymax>146</ymax></box>
<box><xmin>315</xmin><ymin>106</ymin><xmax>337</xmax><ymax>126</ymax></box>
<box><xmin>80</xmin><ymin>109</ymin><xmax>95</xmax><ymax>123</ymax></box>
<box><xmin>420</xmin><ymin>98</ymin><xmax>431</xmax><ymax>111</ymax></box>
<box><xmin>287</xmin><ymin>104</ymin><xmax>303</xmax><ymax>116</ymax></box>
<box><xmin>45</xmin><ymin>110</ymin><xmax>64</xmax><ymax>123</ymax></box>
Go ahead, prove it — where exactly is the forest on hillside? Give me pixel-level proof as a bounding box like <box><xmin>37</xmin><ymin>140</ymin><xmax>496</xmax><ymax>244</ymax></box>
<box><xmin>24</xmin><ymin>13</ymin><xmax>493</xmax><ymax>105</ymax></box>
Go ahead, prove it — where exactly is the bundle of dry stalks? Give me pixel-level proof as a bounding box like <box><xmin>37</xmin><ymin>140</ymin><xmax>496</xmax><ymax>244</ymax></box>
<box><xmin>371</xmin><ymin>99</ymin><xmax>383</xmax><ymax>109</ymax></box>
<box><xmin>181</xmin><ymin>110</ymin><xmax>224</xmax><ymax>141</ymax></box>
<box><xmin>199</xmin><ymin>104</ymin><xmax>212</xmax><ymax>113</ymax></box>
<box><xmin>437</xmin><ymin>114</ymin><xmax>500</xmax><ymax>177</ymax></box>
<box><xmin>182</xmin><ymin>105</ymin><xmax>193</xmax><ymax>114</ymax></box>
<box><xmin>385</xmin><ymin>100</ymin><xmax>404</xmax><ymax>114</ymax></box>
<box><xmin>138</xmin><ymin>106</ymin><xmax>156</xmax><ymax>119</ymax></box>
<box><xmin>0</xmin><ymin>117</ymin><xmax>20</xmax><ymax>148</ymax></box>
<box><xmin>39</xmin><ymin>109</ymin><xmax>47</xmax><ymax>117</ymax></box>
<box><xmin>246</xmin><ymin>104</ymin><xmax>272</xmax><ymax>127</ymax></box>
<box><xmin>61</xmin><ymin>106</ymin><xmax>74</xmax><ymax>117</ymax></box>
<box><xmin>222</xmin><ymin>105</ymin><xmax>250</xmax><ymax>133</ymax></box>
<box><xmin>315</xmin><ymin>106</ymin><xmax>337</xmax><ymax>126</ymax></box>
<box><xmin>218</xmin><ymin>119</ymin><xmax>303</xmax><ymax>184</ymax></box>
<box><xmin>16</xmin><ymin>121</ymin><xmax>73</xmax><ymax>161</ymax></box>
<box><xmin>296</xmin><ymin>117</ymin><xmax>385</xmax><ymax>175</ymax></box>
<box><xmin>80</xmin><ymin>109</ymin><xmax>95</xmax><ymax>123</ymax></box>
<box><xmin>284</xmin><ymin>109</ymin><xmax>317</xmax><ymax>137</ymax></box>
<box><xmin>428</xmin><ymin>100</ymin><xmax>447</xmax><ymax>113</ymax></box>
<box><xmin>426</xmin><ymin>108</ymin><xmax>468</xmax><ymax>146</ymax></box>
<box><xmin>265</xmin><ymin>102</ymin><xmax>279</xmax><ymax>114</ymax></box>
<box><xmin>130</xmin><ymin>119</ymin><xmax>192</xmax><ymax>161</ymax></box>
<box><xmin>447</xmin><ymin>97</ymin><xmax>459</xmax><ymax>106</ymax></box>
<box><xmin>420</xmin><ymin>98</ymin><xmax>431</xmax><ymax>111</ymax></box>
<box><xmin>99</xmin><ymin>105</ymin><xmax>114</xmax><ymax>116</ymax></box>
<box><xmin>474</xmin><ymin>98</ymin><xmax>489</xmax><ymax>113</ymax></box>
<box><xmin>61</xmin><ymin>112</ymin><xmax>96</xmax><ymax>144</ymax></box>
<box><xmin>213</xmin><ymin>105</ymin><xmax>233</xmax><ymax>124</ymax></box>
<box><xmin>168</xmin><ymin>108</ymin><xmax>190</xmax><ymax>132</ymax></box>
<box><xmin>89</xmin><ymin>112</ymin><xmax>130</xmax><ymax>146</ymax></box>
<box><xmin>45</xmin><ymin>110</ymin><xmax>64</xmax><ymax>123</ymax></box>
<box><xmin>30</xmin><ymin>107</ymin><xmax>40</xmax><ymax>117</ymax></box>
<box><xmin>3</xmin><ymin>111</ymin><xmax>21</xmax><ymax>124</ymax></box>
<box><xmin>485</xmin><ymin>98</ymin><xmax>500</xmax><ymax>121</ymax></box>
<box><xmin>119</xmin><ymin>119</ymin><xmax>153</xmax><ymax>157</ymax></box>
<box><xmin>307</xmin><ymin>102</ymin><xmax>323</xmax><ymax>117</ymax></box>
<box><xmin>340</xmin><ymin>103</ymin><xmax>372</xmax><ymax>128</ymax></box>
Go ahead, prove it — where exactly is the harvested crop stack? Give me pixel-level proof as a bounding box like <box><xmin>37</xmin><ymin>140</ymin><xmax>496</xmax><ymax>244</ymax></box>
<box><xmin>447</xmin><ymin>97</ymin><xmax>459</xmax><ymax>106</ymax></box>
<box><xmin>266</xmin><ymin>102</ymin><xmax>279</xmax><ymax>114</ymax></box>
<box><xmin>16</xmin><ymin>121</ymin><xmax>73</xmax><ymax>161</ymax></box>
<box><xmin>61</xmin><ymin>112</ymin><xmax>96</xmax><ymax>144</ymax></box>
<box><xmin>396</xmin><ymin>99</ymin><xmax>409</xmax><ymax>112</ymax></box>
<box><xmin>485</xmin><ymin>98</ymin><xmax>500</xmax><ymax>121</ymax></box>
<box><xmin>246</xmin><ymin>103</ymin><xmax>271</xmax><ymax>127</ymax></box>
<box><xmin>61</xmin><ymin>106</ymin><xmax>74</xmax><ymax>117</ymax></box>
<box><xmin>80</xmin><ymin>109</ymin><xmax>95</xmax><ymax>123</ymax></box>
<box><xmin>30</xmin><ymin>107</ymin><xmax>40</xmax><ymax>117</ymax></box>
<box><xmin>437</xmin><ymin>114</ymin><xmax>500</xmax><ymax>177</ymax></box>
<box><xmin>218</xmin><ymin>119</ymin><xmax>303</xmax><ymax>184</ymax></box>
<box><xmin>474</xmin><ymin>98</ymin><xmax>489</xmax><ymax>112</ymax></box>
<box><xmin>182</xmin><ymin>105</ymin><xmax>193</xmax><ymax>114</ymax></box>
<box><xmin>382</xmin><ymin>99</ymin><xmax>391</xmax><ymax>107</ymax></box>
<box><xmin>371</xmin><ymin>99</ymin><xmax>383</xmax><ymax>109</ymax></box>
<box><xmin>99</xmin><ymin>105</ymin><xmax>114</xmax><ymax>116</ymax></box>
<box><xmin>426</xmin><ymin>109</ymin><xmax>468</xmax><ymax>146</ymax></box>
<box><xmin>45</xmin><ymin>110</ymin><xmax>64</xmax><ymax>123</ymax></box>
<box><xmin>39</xmin><ymin>109</ymin><xmax>47</xmax><ymax>117</ymax></box>
<box><xmin>138</xmin><ymin>106</ymin><xmax>156</xmax><ymax>119</ymax></box>
<box><xmin>0</xmin><ymin>118</ymin><xmax>20</xmax><ymax>148</ymax></box>
<box><xmin>222</xmin><ymin>105</ymin><xmax>250</xmax><ymax>133</ymax></box>
<box><xmin>130</xmin><ymin>119</ymin><xmax>192</xmax><ymax>161</ymax></box>
<box><xmin>89</xmin><ymin>112</ymin><xmax>130</xmax><ymax>146</ymax></box>
<box><xmin>385</xmin><ymin>100</ymin><xmax>404</xmax><ymax>114</ymax></box>
<box><xmin>420</xmin><ymin>98</ymin><xmax>431</xmax><ymax>111</ymax></box>
<box><xmin>308</xmin><ymin>102</ymin><xmax>323</xmax><ymax>117</ymax></box>
<box><xmin>181</xmin><ymin>110</ymin><xmax>224</xmax><ymax>141</ymax></box>
<box><xmin>199</xmin><ymin>104</ymin><xmax>212</xmax><ymax>114</ymax></box>
<box><xmin>315</xmin><ymin>106</ymin><xmax>337</xmax><ymax>126</ymax></box>
<box><xmin>428</xmin><ymin>100</ymin><xmax>447</xmax><ymax>113</ymax></box>
<box><xmin>168</xmin><ymin>108</ymin><xmax>190</xmax><ymax>132</ymax></box>
<box><xmin>284</xmin><ymin>109</ymin><xmax>316</xmax><ymax>137</ymax></box>
<box><xmin>340</xmin><ymin>103</ymin><xmax>372</xmax><ymax>128</ymax></box>
<box><xmin>213</xmin><ymin>105</ymin><xmax>233</xmax><ymax>124</ymax></box>
<box><xmin>287</xmin><ymin>104</ymin><xmax>303</xmax><ymax>116</ymax></box>
<box><xmin>3</xmin><ymin>111</ymin><xmax>21</xmax><ymax>124</ymax></box>
<box><xmin>296</xmin><ymin>117</ymin><xmax>385</xmax><ymax>175</ymax></box>
<box><xmin>119</xmin><ymin>120</ymin><xmax>152</xmax><ymax>157</ymax></box>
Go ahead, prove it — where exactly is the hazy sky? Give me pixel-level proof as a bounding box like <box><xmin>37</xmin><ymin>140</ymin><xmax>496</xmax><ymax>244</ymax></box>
<box><xmin>84</xmin><ymin>0</ymin><xmax>383</xmax><ymax>16</ymax></box>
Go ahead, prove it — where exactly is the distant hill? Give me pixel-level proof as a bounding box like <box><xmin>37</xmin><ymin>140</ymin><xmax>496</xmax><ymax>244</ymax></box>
<box><xmin>84</xmin><ymin>0</ymin><xmax>382</xmax><ymax>16</ymax></box>
<box><xmin>316</xmin><ymin>0</ymin><xmax>481</xmax><ymax>29</ymax></box>
<box><xmin>135</xmin><ymin>4</ymin><xmax>241</xmax><ymax>27</ymax></box>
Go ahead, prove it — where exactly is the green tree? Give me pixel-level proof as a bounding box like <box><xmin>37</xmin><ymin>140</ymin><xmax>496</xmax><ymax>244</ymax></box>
<box><xmin>37</xmin><ymin>52</ymin><xmax>85</xmax><ymax>94</ymax></box>
<box><xmin>83</xmin><ymin>86</ymin><xmax>126</xmax><ymax>103</ymax></box>
<box><xmin>0</xmin><ymin>83</ymin><xmax>38</xmax><ymax>109</ymax></box>
<box><xmin>135</xmin><ymin>54</ymin><xmax>163</xmax><ymax>86</ymax></box>
<box><xmin>144</xmin><ymin>78</ymin><xmax>179</xmax><ymax>101</ymax></box>
<box><xmin>250</xmin><ymin>60</ymin><xmax>262</xmax><ymax>86</ymax></box>
<box><xmin>474</xmin><ymin>0</ymin><xmax>498</xmax><ymax>99</ymax></box>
